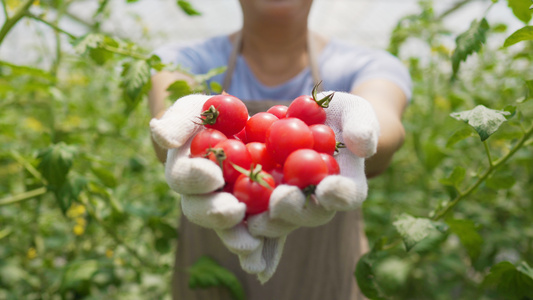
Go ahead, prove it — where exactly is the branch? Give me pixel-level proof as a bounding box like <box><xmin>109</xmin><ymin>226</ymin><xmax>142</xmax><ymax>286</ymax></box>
<box><xmin>0</xmin><ymin>0</ymin><xmax>35</xmax><ymax>47</ymax></box>
<box><xmin>433</xmin><ymin>123</ymin><xmax>533</xmax><ymax>220</ymax></box>
<box><xmin>25</xmin><ymin>13</ymin><xmax>77</xmax><ymax>39</ymax></box>
<box><xmin>0</xmin><ymin>187</ymin><xmax>47</xmax><ymax>206</ymax></box>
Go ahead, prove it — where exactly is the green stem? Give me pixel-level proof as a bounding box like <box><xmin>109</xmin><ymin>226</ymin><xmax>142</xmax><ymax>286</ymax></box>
<box><xmin>83</xmin><ymin>196</ymin><xmax>156</xmax><ymax>269</ymax></box>
<box><xmin>433</xmin><ymin>123</ymin><xmax>533</xmax><ymax>220</ymax></box>
<box><xmin>101</xmin><ymin>44</ymin><xmax>148</xmax><ymax>60</ymax></box>
<box><xmin>0</xmin><ymin>0</ymin><xmax>34</xmax><ymax>47</ymax></box>
<box><xmin>483</xmin><ymin>140</ymin><xmax>493</xmax><ymax>167</ymax></box>
<box><xmin>25</xmin><ymin>13</ymin><xmax>77</xmax><ymax>39</ymax></box>
<box><xmin>0</xmin><ymin>187</ymin><xmax>47</xmax><ymax>206</ymax></box>
<box><xmin>2</xmin><ymin>0</ymin><xmax>8</xmax><ymax>20</ymax></box>
<box><xmin>10</xmin><ymin>150</ymin><xmax>46</xmax><ymax>184</ymax></box>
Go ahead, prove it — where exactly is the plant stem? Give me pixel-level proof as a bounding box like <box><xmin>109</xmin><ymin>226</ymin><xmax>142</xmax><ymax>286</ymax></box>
<box><xmin>0</xmin><ymin>187</ymin><xmax>47</xmax><ymax>206</ymax></box>
<box><xmin>83</xmin><ymin>196</ymin><xmax>157</xmax><ymax>270</ymax></box>
<box><xmin>0</xmin><ymin>0</ymin><xmax>34</xmax><ymax>47</ymax></box>
<box><xmin>433</xmin><ymin>123</ymin><xmax>533</xmax><ymax>220</ymax></box>
<box><xmin>25</xmin><ymin>13</ymin><xmax>76</xmax><ymax>39</ymax></box>
<box><xmin>101</xmin><ymin>44</ymin><xmax>148</xmax><ymax>60</ymax></box>
<box><xmin>483</xmin><ymin>140</ymin><xmax>493</xmax><ymax>167</ymax></box>
<box><xmin>2</xmin><ymin>0</ymin><xmax>8</xmax><ymax>20</ymax></box>
<box><xmin>10</xmin><ymin>150</ymin><xmax>46</xmax><ymax>184</ymax></box>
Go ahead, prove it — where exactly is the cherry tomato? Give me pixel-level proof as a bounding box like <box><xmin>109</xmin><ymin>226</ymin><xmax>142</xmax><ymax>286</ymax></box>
<box><xmin>201</xmin><ymin>94</ymin><xmax>248</xmax><ymax>136</ymax></box>
<box><xmin>190</xmin><ymin>129</ymin><xmax>227</xmax><ymax>158</ymax></box>
<box><xmin>283</xmin><ymin>149</ymin><xmax>328</xmax><ymax>189</ymax></box>
<box><xmin>245</xmin><ymin>112</ymin><xmax>279</xmax><ymax>143</ymax></box>
<box><xmin>269</xmin><ymin>167</ymin><xmax>284</xmax><ymax>186</ymax></box>
<box><xmin>265</xmin><ymin>118</ymin><xmax>314</xmax><ymax>165</ymax></box>
<box><xmin>286</xmin><ymin>95</ymin><xmax>326</xmax><ymax>125</ymax></box>
<box><xmin>320</xmin><ymin>153</ymin><xmax>340</xmax><ymax>175</ymax></box>
<box><xmin>246</xmin><ymin>142</ymin><xmax>277</xmax><ymax>171</ymax></box>
<box><xmin>208</xmin><ymin>139</ymin><xmax>252</xmax><ymax>184</ymax></box>
<box><xmin>266</xmin><ymin>105</ymin><xmax>288</xmax><ymax>119</ymax></box>
<box><xmin>233</xmin><ymin>127</ymin><xmax>247</xmax><ymax>143</ymax></box>
<box><xmin>233</xmin><ymin>170</ymin><xmax>275</xmax><ymax>215</ymax></box>
<box><xmin>309</xmin><ymin>124</ymin><xmax>336</xmax><ymax>155</ymax></box>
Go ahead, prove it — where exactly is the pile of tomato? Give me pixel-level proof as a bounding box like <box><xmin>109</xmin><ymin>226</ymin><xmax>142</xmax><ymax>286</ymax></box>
<box><xmin>190</xmin><ymin>89</ymin><xmax>340</xmax><ymax>217</ymax></box>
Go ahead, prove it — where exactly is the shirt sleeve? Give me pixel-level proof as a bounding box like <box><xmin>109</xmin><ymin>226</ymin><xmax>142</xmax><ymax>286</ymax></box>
<box><xmin>350</xmin><ymin>50</ymin><xmax>413</xmax><ymax>101</ymax></box>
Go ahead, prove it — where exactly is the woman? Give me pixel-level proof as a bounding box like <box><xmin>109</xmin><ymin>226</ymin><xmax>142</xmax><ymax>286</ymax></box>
<box><xmin>148</xmin><ymin>0</ymin><xmax>411</xmax><ymax>299</ymax></box>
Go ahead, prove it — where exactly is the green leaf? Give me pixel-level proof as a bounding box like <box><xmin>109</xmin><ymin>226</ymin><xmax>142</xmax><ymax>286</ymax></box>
<box><xmin>56</xmin><ymin>176</ymin><xmax>87</xmax><ymax>213</ymax></box>
<box><xmin>38</xmin><ymin>143</ymin><xmax>76</xmax><ymax>188</ymax></box>
<box><xmin>508</xmin><ymin>0</ymin><xmax>532</xmax><ymax>24</ymax></box>
<box><xmin>446</xmin><ymin>219</ymin><xmax>483</xmax><ymax>261</ymax></box>
<box><xmin>439</xmin><ymin>166</ymin><xmax>466</xmax><ymax>188</ymax></box>
<box><xmin>177</xmin><ymin>0</ymin><xmax>201</xmax><ymax>16</ymax></box>
<box><xmin>373</xmin><ymin>256</ymin><xmax>412</xmax><ymax>295</ymax></box>
<box><xmin>525</xmin><ymin>80</ymin><xmax>533</xmax><ymax>101</ymax></box>
<box><xmin>91</xmin><ymin>166</ymin><xmax>118</xmax><ymax>188</ymax></box>
<box><xmin>450</xmin><ymin>105</ymin><xmax>511</xmax><ymax>141</ymax></box>
<box><xmin>486</xmin><ymin>170</ymin><xmax>517</xmax><ymax>189</ymax></box>
<box><xmin>121</xmin><ymin>60</ymin><xmax>151</xmax><ymax>109</ymax></box>
<box><xmin>451</xmin><ymin>18</ymin><xmax>489</xmax><ymax>78</ymax></box>
<box><xmin>210</xmin><ymin>81</ymin><xmax>223</xmax><ymax>94</ymax></box>
<box><xmin>71</xmin><ymin>33</ymin><xmax>119</xmax><ymax>65</ymax></box>
<box><xmin>446</xmin><ymin>128</ymin><xmax>475</xmax><ymax>148</ymax></box>
<box><xmin>188</xmin><ymin>256</ymin><xmax>245</xmax><ymax>300</ymax></box>
<box><xmin>0</xmin><ymin>61</ymin><xmax>55</xmax><ymax>82</ymax></box>
<box><xmin>61</xmin><ymin>260</ymin><xmax>99</xmax><ymax>290</ymax></box>
<box><xmin>354</xmin><ymin>253</ymin><xmax>387</xmax><ymax>300</ymax></box>
<box><xmin>166</xmin><ymin>80</ymin><xmax>192</xmax><ymax>101</ymax></box>
<box><xmin>393</xmin><ymin>214</ymin><xmax>442</xmax><ymax>251</ymax></box>
<box><xmin>483</xmin><ymin>261</ymin><xmax>533</xmax><ymax>299</ymax></box>
<box><xmin>504</xmin><ymin>26</ymin><xmax>533</xmax><ymax>47</ymax></box>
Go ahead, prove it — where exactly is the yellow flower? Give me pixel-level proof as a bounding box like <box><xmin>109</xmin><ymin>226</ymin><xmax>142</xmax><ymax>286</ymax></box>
<box><xmin>67</xmin><ymin>203</ymin><xmax>86</xmax><ymax>218</ymax></box>
<box><xmin>73</xmin><ymin>224</ymin><xmax>85</xmax><ymax>236</ymax></box>
<box><xmin>27</xmin><ymin>247</ymin><xmax>37</xmax><ymax>260</ymax></box>
<box><xmin>106</xmin><ymin>249</ymin><xmax>114</xmax><ymax>258</ymax></box>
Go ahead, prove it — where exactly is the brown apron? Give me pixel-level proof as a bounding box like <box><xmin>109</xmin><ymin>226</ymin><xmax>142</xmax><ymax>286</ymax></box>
<box><xmin>172</xmin><ymin>32</ymin><xmax>369</xmax><ymax>300</ymax></box>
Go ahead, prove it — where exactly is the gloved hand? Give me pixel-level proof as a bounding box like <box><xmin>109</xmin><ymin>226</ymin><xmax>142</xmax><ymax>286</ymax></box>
<box><xmin>150</xmin><ymin>91</ymin><xmax>379</xmax><ymax>283</ymax></box>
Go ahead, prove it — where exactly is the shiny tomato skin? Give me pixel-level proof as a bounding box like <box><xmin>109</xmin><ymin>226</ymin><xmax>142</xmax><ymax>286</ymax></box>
<box><xmin>266</xmin><ymin>105</ymin><xmax>288</xmax><ymax>119</ymax></box>
<box><xmin>245</xmin><ymin>112</ymin><xmax>279</xmax><ymax>143</ymax></box>
<box><xmin>233</xmin><ymin>172</ymin><xmax>275</xmax><ymax>215</ymax></box>
<box><xmin>233</xmin><ymin>127</ymin><xmax>247</xmax><ymax>143</ymax></box>
<box><xmin>283</xmin><ymin>149</ymin><xmax>328</xmax><ymax>189</ymax></box>
<box><xmin>320</xmin><ymin>153</ymin><xmax>340</xmax><ymax>175</ymax></box>
<box><xmin>201</xmin><ymin>95</ymin><xmax>248</xmax><ymax>136</ymax></box>
<box><xmin>286</xmin><ymin>95</ymin><xmax>326</xmax><ymax>126</ymax></box>
<box><xmin>265</xmin><ymin>118</ymin><xmax>314</xmax><ymax>165</ymax></box>
<box><xmin>190</xmin><ymin>129</ymin><xmax>228</xmax><ymax>158</ymax></box>
<box><xmin>309</xmin><ymin>124</ymin><xmax>336</xmax><ymax>155</ymax></box>
<box><xmin>208</xmin><ymin>139</ymin><xmax>252</xmax><ymax>184</ymax></box>
<box><xmin>246</xmin><ymin>142</ymin><xmax>277</xmax><ymax>171</ymax></box>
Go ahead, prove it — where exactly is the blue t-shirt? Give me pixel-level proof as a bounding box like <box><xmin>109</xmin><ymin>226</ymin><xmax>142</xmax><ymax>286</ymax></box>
<box><xmin>154</xmin><ymin>35</ymin><xmax>412</xmax><ymax>101</ymax></box>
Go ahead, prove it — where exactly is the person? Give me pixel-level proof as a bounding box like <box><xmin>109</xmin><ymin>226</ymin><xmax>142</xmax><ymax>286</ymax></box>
<box><xmin>148</xmin><ymin>0</ymin><xmax>412</xmax><ymax>299</ymax></box>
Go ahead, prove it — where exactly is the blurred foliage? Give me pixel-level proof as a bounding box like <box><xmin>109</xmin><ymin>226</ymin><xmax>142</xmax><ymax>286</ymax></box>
<box><xmin>1</xmin><ymin>0</ymin><xmax>533</xmax><ymax>299</ymax></box>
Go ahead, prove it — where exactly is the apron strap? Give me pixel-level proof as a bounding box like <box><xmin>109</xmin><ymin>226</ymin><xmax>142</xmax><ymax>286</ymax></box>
<box><xmin>222</xmin><ymin>31</ymin><xmax>322</xmax><ymax>93</ymax></box>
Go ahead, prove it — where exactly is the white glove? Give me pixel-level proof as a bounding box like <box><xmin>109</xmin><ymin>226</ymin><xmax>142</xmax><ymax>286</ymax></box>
<box><xmin>149</xmin><ymin>92</ymin><xmax>379</xmax><ymax>283</ymax></box>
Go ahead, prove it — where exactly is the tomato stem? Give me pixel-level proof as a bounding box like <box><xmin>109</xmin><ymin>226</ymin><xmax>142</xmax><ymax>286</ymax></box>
<box><xmin>200</xmin><ymin>105</ymin><xmax>219</xmax><ymax>125</ymax></box>
<box><xmin>311</xmin><ymin>82</ymin><xmax>334</xmax><ymax>108</ymax></box>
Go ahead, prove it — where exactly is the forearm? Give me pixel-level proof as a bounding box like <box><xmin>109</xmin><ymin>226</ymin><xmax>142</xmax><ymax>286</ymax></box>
<box><xmin>351</xmin><ymin>79</ymin><xmax>408</xmax><ymax>178</ymax></box>
<box><xmin>148</xmin><ymin>71</ymin><xmax>194</xmax><ymax>163</ymax></box>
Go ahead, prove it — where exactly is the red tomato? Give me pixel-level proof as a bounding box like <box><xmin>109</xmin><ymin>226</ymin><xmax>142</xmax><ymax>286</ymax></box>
<box><xmin>233</xmin><ymin>127</ymin><xmax>247</xmax><ymax>143</ymax></box>
<box><xmin>208</xmin><ymin>139</ymin><xmax>252</xmax><ymax>184</ymax></box>
<box><xmin>286</xmin><ymin>95</ymin><xmax>326</xmax><ymax>125</ymax></box>
<box><xmin>320</xmin><ymin>153</ymin><xmax>340</xmax><ymax>175</ymax></box>
<box><xmin>266</xmin><ymin>105</ymin><xmax>288</xmax><ymax>119</ymax></box>
<box><xmin>201</xmin><ymin>94</ymin><xmax>248</xmax><ymax>136</ymax></box>
<box><xmin>265</xmin><ymin>118</ymin><xmax>314</xmax><ymax>165</ymax></box>
<box><xmin>245</xmin><ymin>112</ymin><xmax>279</xmax><ymax>143</ymax></box>
<box><xmin>233</xmin><ymin>170</ymin><xmax>275</xmax><ymax>215</ymax></box>
<box><xmin>309</xmin><ymin>124</ymin><xmax>336</xmax><ymax>155</ymax></box>
<box><xmin>283</xmin><ymin>149</ymin><xmax>328</xmax><ymax>189</ymax></box>
<box><xmin>246</xmin><ymin>142</ymin><xmax>277</xmax><ymax>171</ymax></box>
<box><xmin>190</xmin><ymin>129</ymin><xmax>227</xmax><ymax>158</ymax></box>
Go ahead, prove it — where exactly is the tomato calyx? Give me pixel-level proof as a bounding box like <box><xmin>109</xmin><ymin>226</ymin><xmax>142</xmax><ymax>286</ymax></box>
<box><xmin>311</xmin><ymin>82</ymin><xmax>335</xmax><ymax>109</ymax></box>
<box><xmin>200</xmin><ymin>105</ymin><xmax>220</xmax><ymax>125</ymax></box>
<box><xmin>207</xmin><ymin>148</ymin><xmax>226</xmax><ymax>169</ymax></box>
<box><xmin>335</xmin><ymin>142</ymin><xmax>346</xmax><ymax>154</ymax></box>
<box><xmin>232</xmin><ymin>163</ymin><xmax>274</xmax><ymax>191</ymax></box>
